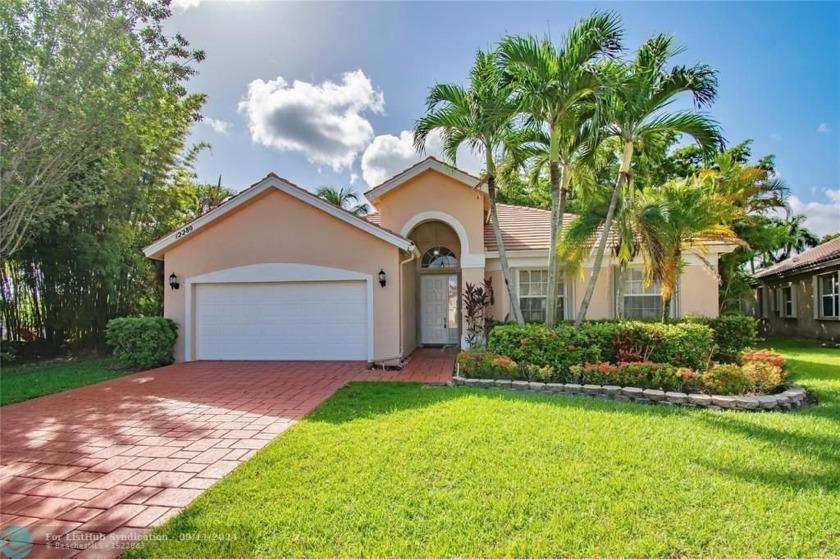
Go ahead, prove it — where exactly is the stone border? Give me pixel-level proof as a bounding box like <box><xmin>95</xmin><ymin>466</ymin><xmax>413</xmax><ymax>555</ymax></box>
<box><xmin>450</xmin><ymin>377</ymin><xmax>811</xmax><ymax>411</ymax></box>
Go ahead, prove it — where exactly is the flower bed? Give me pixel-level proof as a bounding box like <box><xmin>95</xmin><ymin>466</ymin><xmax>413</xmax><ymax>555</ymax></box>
<box><xmin>456</xmin><ymin>348</ymin><xmax>791</xmax><ymax>397</ymax></box>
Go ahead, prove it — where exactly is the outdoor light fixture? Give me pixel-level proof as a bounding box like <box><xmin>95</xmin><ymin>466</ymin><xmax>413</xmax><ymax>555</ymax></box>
<box><xmin>169</xmin><ymin>273</ymin><xmax>180</xmax><ymax>290</ymax></box>
<box><xmin>378</xmin><ymin>269</ymin><xmax>386</xmax><ymax>288</ymax></box>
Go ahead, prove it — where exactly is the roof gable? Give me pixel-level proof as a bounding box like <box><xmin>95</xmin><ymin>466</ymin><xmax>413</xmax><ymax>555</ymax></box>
<box><xmin>143</xmin><ymin>174</ymin><xmax>414</xmax><ymax>260</ymax></box>
<box><xmin>364</xmin><ymin>157</ymin><xmax>484</xmax><ymax>201</ymax></box>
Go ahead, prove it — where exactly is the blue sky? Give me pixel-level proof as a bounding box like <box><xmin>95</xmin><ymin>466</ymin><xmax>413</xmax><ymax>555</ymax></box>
<box><xmin>167</xmin><ymin>1</ymin><xmax>840</xmax><ymax>236</ymax></box>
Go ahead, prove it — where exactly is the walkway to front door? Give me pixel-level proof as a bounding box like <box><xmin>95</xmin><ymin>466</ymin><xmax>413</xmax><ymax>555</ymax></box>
<box><xmin>0</xmin><ymin>350</ymin><xmax>454</xmax><ymax>557</ymax></box>
<box><xmin>420</xmin><ymin>274</ymin><xmax>459</xmax><ymax>345</ymax></box>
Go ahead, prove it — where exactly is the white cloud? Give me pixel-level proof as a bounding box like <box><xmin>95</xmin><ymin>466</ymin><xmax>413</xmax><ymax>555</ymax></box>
<box><xmin>204</xmin><ymin>117</ymin><xmax>232</xmax><ymax>134</ymax></box>
<box><xmin>788</xmin><ymin>189</ymin><xmax>840</xmax><ymax>237</ymax></box>
<box><xmin>239</xmin><ymin>70</ymin><xmax>385</xmax><ymax>172</ymax></box>
<box><xmin>349</xmin><ymin>173</ymin><xmax>360</xmax><ymax>185</ymax></box>
<box><xmin>360</xmin><ymin>130</ymin><xmax>484</xmax><ymax>187</ymax></box>
<box><xmin>171</xmin><ymin>0</ymin><xmax>201</xmax><ymax>9</ymax></box>
<box><xmin>817</xmin><ymin>122</ymin><xmax>831</xmax><ymax>134</ymax></box>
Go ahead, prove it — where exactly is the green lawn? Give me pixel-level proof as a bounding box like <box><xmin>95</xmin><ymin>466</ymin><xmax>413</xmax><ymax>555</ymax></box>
<box><xmin>129</xmin><ymin>340</ymin><xmax>840</xmax><ymax>558</ymax></box>
<box><xmin>0</xmin><ymin>357</ymin><xmax>122</xmax><ymax>406</ymax></box>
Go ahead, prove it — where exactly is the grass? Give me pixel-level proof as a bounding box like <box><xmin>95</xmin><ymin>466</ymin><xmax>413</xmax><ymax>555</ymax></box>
<box><xmin>0</xmin><ymin>357</ymin><xmax>122</xmax><ymax>406</ymax></box>
<box><xmin>129</xmin><ymin>340</ymin><xmax>840</xmax><ymax>558</ymax></box>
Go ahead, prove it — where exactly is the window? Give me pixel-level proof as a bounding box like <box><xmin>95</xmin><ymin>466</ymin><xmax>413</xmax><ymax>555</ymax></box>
<box><xmin>777</xmin><ymin>285</ymin><xmax>796</xmax><ymax>318</ymax></box>
<box><xmin>819</xmin><ymin>272</ymin><xmax>839</xmax><ymax>318</ymax></box>
<box><xmin>623</xmin><ymin>268</ymin><xmax>664</xmax><ymax>320</ymax></box>
<box><xmin>421</xmin><ymin>246</ymin><xmax>457</xmax><ymax>268</ymax></box>
<box><xmin>518</xmin><ymin>270</ymin><xmax>564</xmax><ymax>323</ymax></box>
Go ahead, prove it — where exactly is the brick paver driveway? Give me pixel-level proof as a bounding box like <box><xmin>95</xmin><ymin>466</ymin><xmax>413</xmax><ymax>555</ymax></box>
<box><xmin>0</xmin><ymin>350</ymin><xmax>453</xmax><ymax>558</ymax></box>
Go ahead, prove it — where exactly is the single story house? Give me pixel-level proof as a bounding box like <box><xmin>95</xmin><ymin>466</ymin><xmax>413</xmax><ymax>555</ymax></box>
<box><xmin>144</xmin><ymin>157</ymin><xmax>736</xmax><ymax>364</ymax></box>
<box><xmin>752</xmin><ymin>236</ymin><xmax>840</xmax><ymax>342</ymax></box>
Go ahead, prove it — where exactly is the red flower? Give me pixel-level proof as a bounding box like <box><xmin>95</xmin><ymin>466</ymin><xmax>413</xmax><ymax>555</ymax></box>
<box><xmin>567</xmin><ymin>345</ymin><xmax>576</xmax><ymax>351</ymax></box>
<box><xmin>520</xmin><ymin>338</ymin><xmax>531</xmax><ymax>346</ymax></box>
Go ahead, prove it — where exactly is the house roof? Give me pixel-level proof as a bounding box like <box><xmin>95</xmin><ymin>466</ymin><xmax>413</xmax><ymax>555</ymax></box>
<box><xmin>143</xmin><ymin>174</ymin><xmax>414</xmax><ymax>260</ymax></box>
<box><xmin>754</xmin><ymin>236</ymin><xmax>840</xmax><ymax>279</ymax></box>
<box><xmin>364</xmin><ymin>157</ymin><xmax>484</xmax><ymax>201</ymax></box>
<box><xmin>484</xmin><ymin>204</ymin><xmax>575</xmax><ymax>251</ymax></box>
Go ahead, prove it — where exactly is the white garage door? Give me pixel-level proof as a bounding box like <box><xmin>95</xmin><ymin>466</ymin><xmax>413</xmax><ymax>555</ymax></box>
<box><xmin>195</xmin><ymin>281</ymin><xmax>368</xmax><ymax>360</ymax></box>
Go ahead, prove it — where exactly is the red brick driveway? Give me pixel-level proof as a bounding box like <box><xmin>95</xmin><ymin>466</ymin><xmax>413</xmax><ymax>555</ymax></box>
<box><xmin>0</xmin><ymin>350</ymin><xmax>453</xmax><ymax>558</ymax></box>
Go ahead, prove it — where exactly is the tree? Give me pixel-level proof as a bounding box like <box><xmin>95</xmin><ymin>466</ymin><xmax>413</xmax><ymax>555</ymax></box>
<box><xmin>196</xmin><ymin>177</ymin><xmax>234</xmax><ymax>215</ymax></box>
<box><xmin>781</xmin><ymin>215</ymin><xmax>820</xmax><ymax>259</ymax></box>
<box><xmin>499</xmin><ymin>12</ymin><xmax>623</xmax><ymax>326</ymax></box>
<box><xmin>0</xmin><ymin>0</ymin><xmax>205</xmax><ymax>259</ymax></box>
<box><xmin>574</xmin><ymin>34</ymin><xmax>722</xmax><ymax>326</ymax></box>
<box><xmin>0</xmin><ymin>0</ymin><xmax>205</xmax><ymax>351</ymax></box>
<box><xmin>414</xmin><ymin>49</ymin><xmax>527</xmax><ymax>325</ymax></box>
<box><xmin>315</xmin><ymin>186</ymin><xmax>371</xmax><ymax>216</ymax></box>
<box><xmin>638</xmin><ymin>176</ymin><xmax>744</xmax><ymax>321</ymax></box>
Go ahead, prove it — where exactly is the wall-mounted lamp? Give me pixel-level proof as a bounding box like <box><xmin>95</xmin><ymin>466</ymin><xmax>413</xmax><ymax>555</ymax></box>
<box><xmin>169</xmin><ymin>273</ymin><xmax>180</xmax><ymax>290</ymax></box>
<box><xmin>378</xmin><ymin>269</ymin><xmax>386</xmax><ymax>288</ymax></box>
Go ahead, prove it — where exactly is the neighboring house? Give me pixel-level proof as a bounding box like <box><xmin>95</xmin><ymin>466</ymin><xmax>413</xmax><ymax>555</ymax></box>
<box><xmin>752</xmin><ymin>236</ymin><xmax>840</xmax><ymax>342</ymax></box>
<box><xmin>144</xmin><ymin>157</ymin><xmax>736</xmax><ymax>364</ymax></box>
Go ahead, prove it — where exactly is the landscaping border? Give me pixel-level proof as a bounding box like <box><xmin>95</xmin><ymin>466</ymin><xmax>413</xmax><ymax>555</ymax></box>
<box><xmin>450</xmin><ymin>377</ymin><xmax>811</xmax><ymax>411</ymax></box>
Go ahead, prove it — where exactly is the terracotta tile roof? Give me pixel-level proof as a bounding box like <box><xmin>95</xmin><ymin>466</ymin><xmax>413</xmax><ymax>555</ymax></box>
<box><xmin>484</xmin><ymin>204</ymin><xmax>569</xmax><ymax>251</ymax></box>
<box><xmin>365</xmin><ymin>212</ymin><xmax>381</xmax><ymax>225</ymax></box>
<box><xmin>755</xmin><ymin>236</ymin><xmax>840</xmax><ymax>279</ymax></box>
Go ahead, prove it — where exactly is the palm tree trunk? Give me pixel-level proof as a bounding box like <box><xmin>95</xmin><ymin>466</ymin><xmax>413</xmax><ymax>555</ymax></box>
<box><xmin>615</xmin><ymin>264</ymin><xmax>626</xmax><ymax>319</ymax></box>
<box><xmin>488</xmin><ymin>175</ymin><xmax>524</xmax><ymax>325</ymax></box>
<box><xmin>545</xmin><ymin>160</ymin><xmax>561</xmax><ymax>327</ymax></box>
<box><xmin>575</xmin><ymin>140</ymin><xmax>634</xmax><ymax>327</ymax></box>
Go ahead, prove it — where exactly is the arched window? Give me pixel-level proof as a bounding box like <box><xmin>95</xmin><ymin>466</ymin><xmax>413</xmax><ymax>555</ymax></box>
<box><xmin>421</xmin><ymin>246</ymin><xmax>458</xmax><ymax>268</ymax></box>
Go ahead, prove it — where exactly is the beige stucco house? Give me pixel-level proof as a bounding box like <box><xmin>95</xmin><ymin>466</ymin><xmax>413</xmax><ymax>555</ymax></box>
<box><xmin>752</xmin><ymin>236</ymin><xmax>840</xmax><ymax>342</ymax></box>
<box><xmin>144</xmin><ymin>157</ymin><xmax>735</xmax><ymax>364</ymax></box>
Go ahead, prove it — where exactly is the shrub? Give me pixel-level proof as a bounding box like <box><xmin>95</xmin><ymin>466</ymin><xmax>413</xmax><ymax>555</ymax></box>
<box><xmin>105</xmin><ymin>317</ymin><xmax>178</xmax><ymax>370</ymax></box>
<box><xmin>741</xmin><ymin>360</ymin><xmax>786</xmax><ymax>393</ymax></box>
<box><xmin>702</xmin><ymin>364</ymin><xmax>751</xmax><ymax>395</ymax></box>
<box><xmin>741</xmin><ymin>349</ymin><xmax>787</xmax><ymax>371</ymax></box>
<box><xmin>456</xmin><ymin>351</ymin><xmax>519</xmax><ymax>379</ymax></box>
<box><xmin>487</xmin><ymin>324</ymin><xmax>600</xmax><ymax>374</ymax></box>
<box><xmin>611</xmin><ymin>321</ymin><xmax>714</xmax><ymax>370</ymax></box>
<box><xmin>692</xmin><ymin>315</ymin><xmax>759</xmax><ymax>362</ymax></box>
<box><xmin>568</xmin><ymin>361</ymin><xmax>701</xmax><ymax>392</ymax></box>
<box><xmin>519</xmin><ymin>363</ymin><xmax>555</xmax><ymax>382</ymax></box>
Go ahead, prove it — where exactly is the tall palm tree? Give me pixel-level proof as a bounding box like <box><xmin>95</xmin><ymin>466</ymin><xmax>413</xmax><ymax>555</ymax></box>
<box><xmin>315</xmin><ymin>186</ymin><xmax>370</xmax><ymax>216</ymax></box>
<box><xmin>414</xmin><ymin>49</ymin><xmax>527</xmax><ymax>325</ymax></box>
<box><xmin>499</xmin><ymin>12</ymin><xmax>623</xmax><ymax>326</ymax></box>
<box><xmin>637</xmin><ymin>176</ymin><xmax>744</xmax><ymax>321</ymax></box>
<box><xmin>574</xmin><ymin>34</ymin><xmax>723</xmax><ymax>326</ymax></box>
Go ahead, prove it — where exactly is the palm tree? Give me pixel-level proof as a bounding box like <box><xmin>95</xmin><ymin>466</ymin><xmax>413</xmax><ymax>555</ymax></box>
<box><xmin>499</xmin><ymin>12</ymin><xmax>623</xmax><ymax>326</ymax></box>
<box><xmin>637</xmin><ymin>176</ymin><xmax>744</xmax><ymax>321</ymax></box>
<box><xmin>414</xmin><ymin>49</ymin><xmax>527</xmax><ymax>325</ymax></box>
<box><xmin>781</xmin><ymin>215</ymin><xmax>820</xmax><ymax>259</ymax></box>
<box><xmin>574</xmin><ymin>34</ymin><xmax>723</xmax><ymax>327</ymax></box>
<box><xmin>315</xmin><ymin>186</ymin><xmax>370</xmax><ymax>216</ymax></box>
<box><xmin>197</xmin><ymin>176</ymin><xmax>233</xmax><ymax>215</ymax></box>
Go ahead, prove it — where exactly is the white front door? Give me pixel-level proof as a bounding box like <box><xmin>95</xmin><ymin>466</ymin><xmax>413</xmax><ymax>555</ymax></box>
<box><xmin>420</xmin><ymin>274</ymin><xmax>459</xmax><ymax>345</ymax></box>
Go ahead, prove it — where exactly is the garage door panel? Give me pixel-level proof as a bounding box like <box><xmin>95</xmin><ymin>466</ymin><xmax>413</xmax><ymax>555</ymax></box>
<box><xmin>195</xmin><ymin>281</ymin><xmax>367</xmax><ymax>360</ymax></box>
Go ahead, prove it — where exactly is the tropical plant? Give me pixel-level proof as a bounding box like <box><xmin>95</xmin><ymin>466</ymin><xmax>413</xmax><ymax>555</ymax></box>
<box><xmin>574</xmin><ymin>34</ymin><xmax>722</xmax><ymax>326</ymax></box>
<box><xmin>315</xmin><ymin>186</ymin><xmax>371</xmax><ymax>216</ymax></box>
<box><xmin>462</xmin><ymin>278</ymin><xmax>495</xmax><ymax>348</ymax></box>
<box><xmin>636</xmin><ymin>176</ymin><xmax>745</xmax><ymax>321</ymax></box>
<box><xmin>499</xmin><ymin>12</ymin><xmax>623</xmax><ymax>326</ymax></box>
<box><xmin>414</xmin><ymin>49</ymin><xmax>527</xmax><ymax>324</ymax></box>
<box><xmin>196</xmin><ymin>177</ymin><xmax>234</xmax><ymax>215</ymax></box>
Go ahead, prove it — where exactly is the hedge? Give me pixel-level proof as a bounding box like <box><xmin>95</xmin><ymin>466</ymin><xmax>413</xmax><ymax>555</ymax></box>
<box><xmin>105</xmin><ymin>317</ymin><xmax>178</xmax><ymax>370</ymax></box>
<box><xmin>488</xmin><ymin>321</ymin><xmax>715</xmax><ymax>372</ymax></box>
<box><xmin>687</xmin><ymin>315</ymin><xmax>759</xmax><ymax>362</ymax></box>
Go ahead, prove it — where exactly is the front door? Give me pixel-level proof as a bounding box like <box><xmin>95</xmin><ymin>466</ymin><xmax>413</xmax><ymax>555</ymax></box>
<box><xmin>420</xmin><ymin>274</ymin><xmax>459</xmax><ymax>345</ymax></box>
